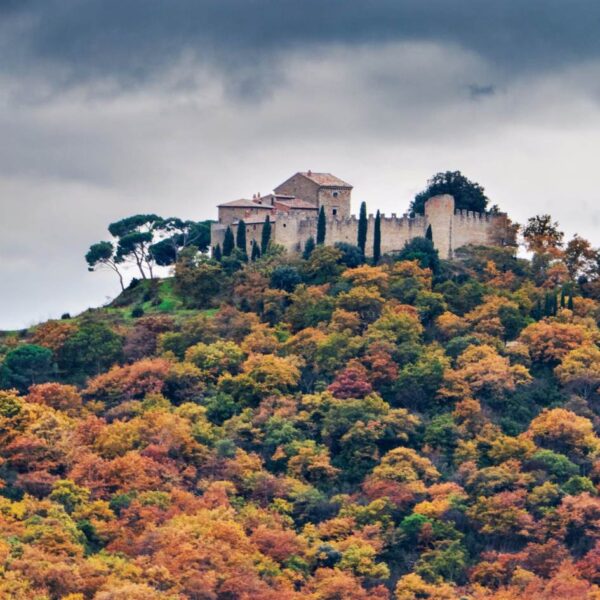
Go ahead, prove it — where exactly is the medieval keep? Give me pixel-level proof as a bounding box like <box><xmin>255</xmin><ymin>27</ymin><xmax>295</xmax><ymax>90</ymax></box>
<box><xmin>211</xmin><ymin>171</ymin><xmax>510</xmax><ymax>259</ymax></box>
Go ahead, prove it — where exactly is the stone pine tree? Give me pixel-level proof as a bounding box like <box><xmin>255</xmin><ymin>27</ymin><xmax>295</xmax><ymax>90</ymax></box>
<box><xmin>236</xmin><ymin>220</ymin><xmax>247</xmax><ymax>260</ymax></box>
<box><xmin>357</xmin><ymin>201</ymin><xmax>368</xmax><ymax>255</ymax></box>
<box><xmin>426</xmin><ymin>224</ymin><xmax>433</xmax><ymax>241</ymax></box>
<box><xmin>251</xmin><ymin>240</ymin><xmax>261</xmax><ymax>261</ymax></box>
<box><xmin>85</xmin><ymin>241</ymin><xmax>125</xmax><ymax>291</ymax></box>
<box><xmin>373</xmin><ymin>210</ymin><xmax>381</xmax><ymax>264</ymax></box>
<box><xmin>213</xmin><ymin>244</ymin><xmax>222</xmax><ymax>261</ymax></box>
<box><xmin>261</xmin><ymin>215</ymin><xmax>271</xmax><ymax>254</ymax></box>
<box><xmin>223</xmin><ymin>227</ymin><xmax>235</xmax><ymax>256</ymax></box>
<box><xmin>303</xmin><ymin>236</ymin><xmax>316</xmax><ymax>259</ymax></box>
<box><xmin>317</xmin><ymin>206</ymin><xmax>326</xmax><ymax>245</ymax></box>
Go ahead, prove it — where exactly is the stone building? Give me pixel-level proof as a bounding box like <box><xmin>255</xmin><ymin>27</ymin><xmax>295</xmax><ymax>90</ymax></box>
<box><xmin>211</xmin><ymin>171</ymin><xmax>510</xmax><ymax>260</ymax></box>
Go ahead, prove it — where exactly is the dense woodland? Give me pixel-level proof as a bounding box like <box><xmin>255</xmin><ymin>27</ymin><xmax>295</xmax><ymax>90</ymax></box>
<box><xmin>2</xmin><ymin>200</ymin><xmax>600</xmax><ymax>599</ymax></box>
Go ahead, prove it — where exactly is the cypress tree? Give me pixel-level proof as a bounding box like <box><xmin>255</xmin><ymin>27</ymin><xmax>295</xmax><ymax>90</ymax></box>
<box><xmin>568</xmin><ymin>294</ymin><xmax>574</xmax><ymax>310</ymax></box>
<box><xmin>373</xmin><ymin>210</ymin><xmax>381</xmax><ymax>264</ymax></box>
<box><xmin>426</xmin><ymin>224</ymin><xmax>433</xmax><ymax>241</ymax></box>
<box><xmin>544</xmin><ymin>292</ymin><xmax>553</xmax><ymax>317</ymax></box>
<box><xmin>223</xmin><ymin>227</ymin><xmax>235</xmax><ymax>256</ymax></box>
<box><xmin>303</xmin><ymin>236</ymin><xmax>316</xmax><ymax>260</ymax></box>
<box><xmin>261</xmin><ymin>215</ymin><xmax>271</xmax><ymax>254</ymax></box>
<box><xmin>317</xmin><ymin>206</ymin><xmax>326</xmax><ymax>245</ymax></box>
<box><xmin>213</xmin><ymin>244</ymin><xmax>222</xmax><ymax>261</ymax></box>
<box><xmin>560</xmin><ymin>287</ymin><xmax>566</xmax><ymax>308</ymax></box>
<box><xmin>533</xmin><ymin>298</ymin><xmax>542</xmax><ymax>320</ymax></box>
<box><xmin>236</xmin><ymin>219</ymin><xmax>247</xmax><ymax>254</ymax></box>
<box><xmin>357</xmin><ymin>201</ymin><xmax>368</xmax><ymax>255</ymax></box>
<box><xmin>546</xmin><ymin>291</ymin><xmax>558</xmax><ymax>316</ymax></box>
<box><xmin>251</xmin><ymin>240</ymin><xmax>261</xmax><ymax>261</ymax></box>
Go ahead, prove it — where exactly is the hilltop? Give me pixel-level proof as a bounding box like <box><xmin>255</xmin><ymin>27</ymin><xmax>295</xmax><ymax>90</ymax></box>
<box><xmin>1</xmin><ymin>226</ymin><xmax>600</xmax><ymax>599</ymax></box>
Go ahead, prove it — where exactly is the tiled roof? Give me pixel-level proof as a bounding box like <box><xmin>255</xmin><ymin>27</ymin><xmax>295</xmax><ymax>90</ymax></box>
<box><xmin>218</xmin><ymin>199</ymin><xmax>273</xmax><ymax>209</ymax></box>
<box><xmin>300</xmin><ymin>172</ymin><xmax>352</xmax><ymax>188</ymax></box>
<box><xmin>276</xmin><ymin>198</ymin><xmax>318</xmax><ymax>210</ymax></box>
<box><xmin>234</xmin><ymin>216</ymin><xmax>277</xmax><ymax>225</ymax></box>
<box><xmin>261</xmin><ymin>193</ymin><xmax>295</xmax><ymax>201</ymax></box>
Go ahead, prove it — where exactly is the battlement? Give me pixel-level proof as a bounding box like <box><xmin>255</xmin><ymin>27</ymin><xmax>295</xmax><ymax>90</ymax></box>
<box><xmin>455</xmin><ymin>208</ymin><xmax>494</xmax><ymax>222</ymax></box>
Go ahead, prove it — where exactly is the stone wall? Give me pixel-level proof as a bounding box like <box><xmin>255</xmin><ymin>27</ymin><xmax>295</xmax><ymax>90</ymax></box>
<box><xmin>210</xmin><ymin>221</ymin><xmax>266</xmax><ymax>255</ymax></box>
<box><xmin>274</xmin><ymin>174</ymin><xmax>320</xmax><ymax>207</ymax></box>
<box><xmin>451</xmin><ymin>209</ymin><xmax>502</xmax><ymax>254</ymax></box>
<box><xmin>210</xmin><ymin>223</ymin><xmax>227</xmax><ymax>250</ymax></box>
<box><xmin>271</xmin><ymin>211</ymin><xmax>427</xmax><ymax>257</ymax></box>
<box><xmin>218</xmin><ymin>205</ymin><xmax>272</xmax><ymax>226</ymax></box>
<box><xmin>274</xmin><ymin>213</ymin><xmax>315</xmax><ymax>254</ymax></box>
<box><xmin>318</xmin><ymin>188</ymin><xmax>352</xmax><ymax>219</ymax></box>
<box><xmin>274</xmin><ymin>173</ymin><xmax>352</xmax><ymax>219</ymax></box>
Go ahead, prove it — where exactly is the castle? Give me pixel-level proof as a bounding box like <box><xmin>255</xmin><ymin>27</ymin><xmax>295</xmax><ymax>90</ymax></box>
<box><xmin>211</xmin><ymin>171</ymin><xmax>510</xmax><ymax>260</ymax></box>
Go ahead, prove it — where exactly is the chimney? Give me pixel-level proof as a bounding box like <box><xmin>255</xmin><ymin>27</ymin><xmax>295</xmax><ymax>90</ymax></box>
<box><xmin>307</xmin><ymin>169</ymin><xmax>312</xmax><ymax>176</ymax></box>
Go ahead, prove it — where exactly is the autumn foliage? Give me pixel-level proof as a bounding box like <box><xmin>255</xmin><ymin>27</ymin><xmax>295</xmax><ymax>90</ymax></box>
<box><xmin>2</xmin><ymin>233</ymin><xmax>600</xmax><ymax>599</ymax></box>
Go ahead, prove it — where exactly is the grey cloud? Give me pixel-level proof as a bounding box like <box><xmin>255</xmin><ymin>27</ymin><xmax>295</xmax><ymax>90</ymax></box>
<box><xmin>468</xmin><ymin>84</ymin><xmax>495</xmax><ymax>99</ymax></box>
<box><xmin>2</xmin><ymin>1</ymin><xmax>600</xmax><ymax>94</ymax></box>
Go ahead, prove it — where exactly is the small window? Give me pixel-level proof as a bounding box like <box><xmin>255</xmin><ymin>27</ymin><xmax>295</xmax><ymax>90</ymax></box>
<box><xmin>332</xmin><ymin>208</ymin><xmax>338</xmax><ymax>216</ymax></box>
<box><xmin>283</xmin><ymin>223</ymin><xmax>286</xmax><ymax>228</ymax></box>
<box><xmin>333</xmin><ymin>191</ymin><xmax>339</xmax><ymax>198</ymax></box>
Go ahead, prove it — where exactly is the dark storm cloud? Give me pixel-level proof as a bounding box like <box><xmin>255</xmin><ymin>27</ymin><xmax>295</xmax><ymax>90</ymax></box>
<box><xmin>2</xmin><ymin>0</ymin><xmax>600</xmax><ymax>91</ymax></box>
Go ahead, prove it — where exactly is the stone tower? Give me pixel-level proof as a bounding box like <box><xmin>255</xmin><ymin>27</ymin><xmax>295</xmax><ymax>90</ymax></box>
<box><xmin>424</xmin><ymin>194</ymin><xmax>455</xmax><ymax>259</ymax></box>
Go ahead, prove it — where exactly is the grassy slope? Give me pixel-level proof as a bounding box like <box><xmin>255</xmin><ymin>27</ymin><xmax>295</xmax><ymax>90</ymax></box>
<box><xmin>0</xmin><ymin>278</ymin><xmax>216</xmax><ymax>341</ymax></box>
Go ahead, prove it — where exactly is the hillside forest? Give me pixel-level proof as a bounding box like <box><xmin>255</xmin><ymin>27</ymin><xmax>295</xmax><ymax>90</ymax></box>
<box><xmin>2</xmin><ymin>199</ymin><xmax>600</xmax><ymax>599</ymax></box>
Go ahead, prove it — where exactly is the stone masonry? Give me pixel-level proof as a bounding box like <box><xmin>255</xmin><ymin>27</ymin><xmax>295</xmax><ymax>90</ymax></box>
<box><xmin>211</xmin><ymin>171</ymin><xmax>510</xmax><ymax>260</ymax></box>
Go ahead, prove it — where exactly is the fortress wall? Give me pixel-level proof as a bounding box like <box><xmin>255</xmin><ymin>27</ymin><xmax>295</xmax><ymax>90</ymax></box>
<box><xmin>373</xmin><ymin>213</ymin><xmax>426</xmax><ymax>255</ymax></box>
<box><xmin>451</xmin><ymin>210</ymin><xmax>504</xmax><ymax>253</ymax></box>
<box><xmin>274</xmin><ymin>212</ymin><xmax>429</xmax><ymax>257</ymax></box>
<box><xmin>274</xmin><ymin>213</ymin><xmax>316</xmax><ymax>254</ymax></box>
<box><xmin>326</xmin><ymin>215</ymin><xmax>358</xmax><ymax>246</ymax></box>
<box><xmin>210</xmin><ymin>221</ymin><xmax>266</xmax><ymax>255</ymax></box>
<box><xmin>244</xmin><ymin>222</ymin><xmax>266</xmax><ymax>254</ymax></box>
<box><xmin>295</xmin><ymin>218</ymin><xmax>318</xmax><ymax>252</ymax></box>
<box><xmin>274</xmin><ymin>213</ymin><xmax>362</xmax><ymax>254</ymax></box>
<box><xmin>210</xmin><ymin>223</ymin><xmax>227</xmax><ymax>249</ymax></box>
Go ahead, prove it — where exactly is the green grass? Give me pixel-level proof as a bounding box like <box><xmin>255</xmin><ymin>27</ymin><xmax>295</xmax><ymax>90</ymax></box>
<box><xmin>1</xmin><ymin>278</ymin><xmax>218</xmax><ymax>338</ymax></box>
<box><xmin>104</xmin><ymin>279</ymin><xmax>220</xmax><ymax>322</ymax></box>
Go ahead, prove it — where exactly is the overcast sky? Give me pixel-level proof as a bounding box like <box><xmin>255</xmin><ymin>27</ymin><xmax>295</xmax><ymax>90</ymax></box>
<box><xmin>1</xmin><ymin>1</ymin><xmax>600</xmax><ymax>329</ymax></box>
